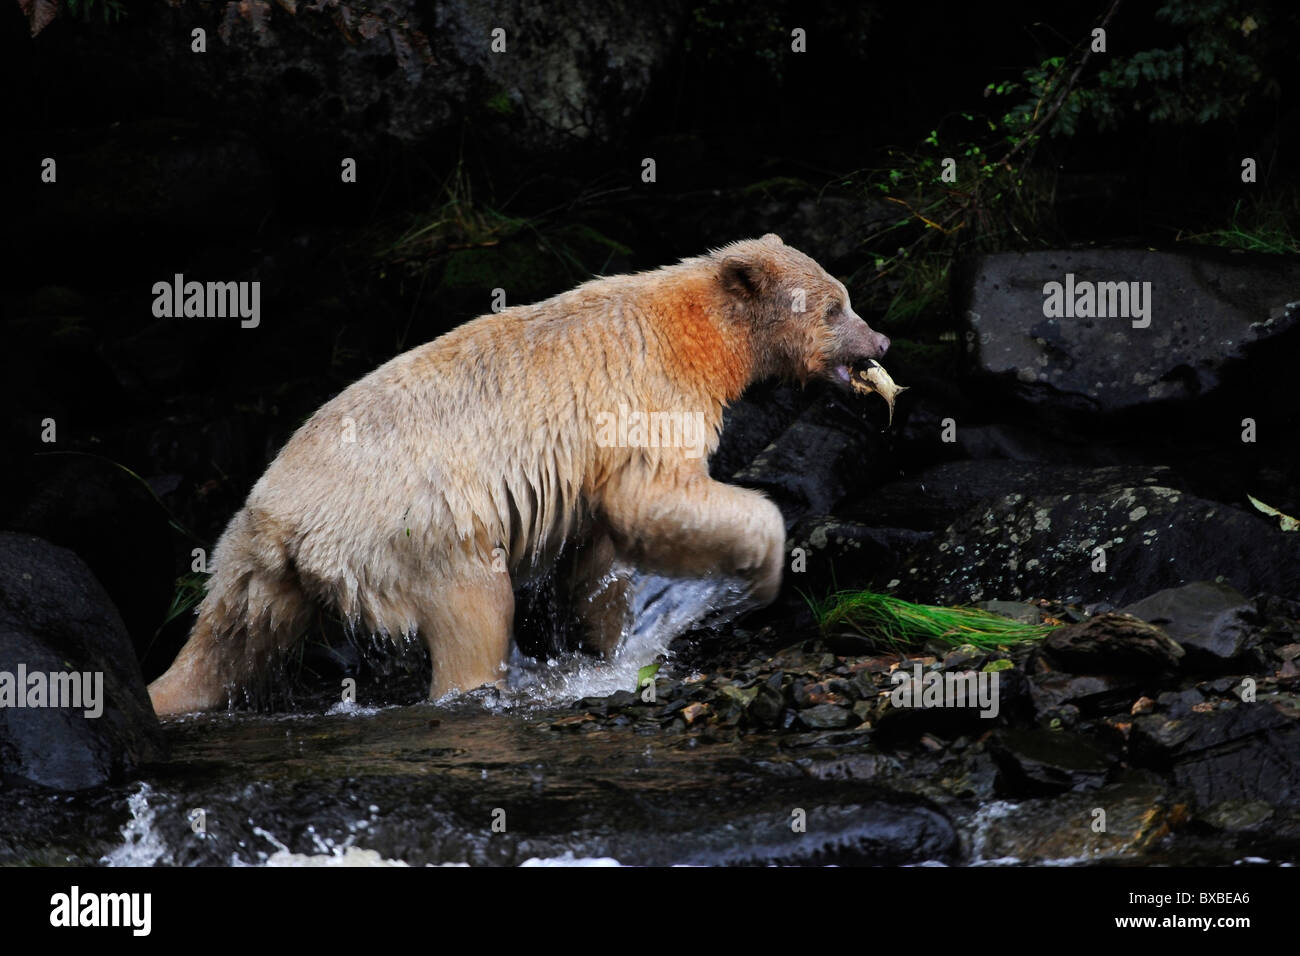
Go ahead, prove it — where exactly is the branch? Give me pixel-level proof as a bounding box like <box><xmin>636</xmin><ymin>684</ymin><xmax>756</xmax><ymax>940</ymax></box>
<box><xmin>1000</xmin><ymin>0</ymin><xmax>1124</xmax><ymax>169</ymax></box>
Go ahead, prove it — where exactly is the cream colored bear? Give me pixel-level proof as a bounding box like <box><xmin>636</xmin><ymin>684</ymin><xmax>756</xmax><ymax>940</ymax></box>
<box><xmin>148</xmin><ymin>235</ymin><xmax>890</xmax><ymax>714</ymax></box>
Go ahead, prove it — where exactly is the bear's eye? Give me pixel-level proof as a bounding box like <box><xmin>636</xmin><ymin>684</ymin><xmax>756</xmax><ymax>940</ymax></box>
<box><xmin>823</xmin><ymin>301</ymin><xmax>843</xmax><ymax>320</ymax></box>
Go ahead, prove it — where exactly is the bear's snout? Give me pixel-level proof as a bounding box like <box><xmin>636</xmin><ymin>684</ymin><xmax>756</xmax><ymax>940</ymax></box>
<box><xmin>838</xmin><ymin>313</ymin><xmax>890</xmax><ymax>361</ymax></box>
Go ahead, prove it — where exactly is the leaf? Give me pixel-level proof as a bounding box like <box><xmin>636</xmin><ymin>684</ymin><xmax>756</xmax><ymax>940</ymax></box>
<box><xmin>635</xmin><ymin>662</ymin><xmax>660</xmax><ymax>692</ymax></box>
<box><xmin>1248</xmin><ymin>494</ymin><xmax>1299</xmax><ymax>532</ymax></box>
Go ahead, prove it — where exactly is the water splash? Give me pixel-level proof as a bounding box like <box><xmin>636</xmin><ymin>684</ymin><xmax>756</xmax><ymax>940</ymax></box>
<box><xmin>519</xmin><ymin>852</ymin><xmax>623</xmax><ymax>866</ymax></box>
<box><xmin>502</xmin><ymin>569</ymin><xmax>748</xmax><ymax>706</ymax></box>
<box><xmin>102</xmin><ymin>783</ymin><xmax>170</xmax><ymax>867</ymax></box>
<box><xmin>264</xmin><ymin>846</ymin><xmax>413</xmax><ymax>866</ymax></box>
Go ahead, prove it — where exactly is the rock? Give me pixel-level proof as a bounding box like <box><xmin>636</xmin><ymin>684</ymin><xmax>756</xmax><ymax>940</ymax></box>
<box><xmin>668</xmin><ymin>797</ymin><xmax>958</xmax><ymax>866</ymax></box>
<box><xmin>967</xmin><ymin>773</ymin><xmax>1182</xmax><ymax>863</ymax></box>
<box><xmin>681</xmin><ymin>702</ymin><xmax>708</xmax><ymax>724</ymax></box>
<box><xmin>731</xmin><ymin>393</ymin><xmax>893</xmax><ymax>526</ymax></box>
<box><xmin>64</xmin><ymin>2</ymin><xmax>685</xmax><ymax>151</ymax></box>
<box><xmin>711</xmin><ymin>381</ymin><xmax>811</xmax><ymax>481</ymax></box>
<box><xmin>787</xmin><ymin>516</ymin><xmax>928</xmax><ymax>594</ymax></box>
<box><xmin>1200</xmin><ymin>800</ymin><xmax>1275</xmax><ymax>831</ymax></box>
<box><xmin>1035</xmin><ymin>613</ymin><xmax>1185</xmax><ymax>674</ymax></box>
<box><xmin>1120</xmin><ymin>581</ymin><xmax>1262</xmax><ymax>665</ymax></box>
<box><xmin>958</xmin><ymin>248</ymin><xmax>1300</xmax><ymax>412</ymax></box>
<box><xmin>0</xmin><ymin>534</ymin><xmax>165</xmax><ymax>790</ymax></box>
<box><xmin>1128</xmin><ymin>698</ymin><xmax>1300</xmax><ymax>811</ymax></box>
<box><xmin>748</xmin><ymin>683</ymin><xmax>786</xmax><ymax>728</ymax></box>
<box><xmin>841</xmin><ymin>461</ymin><xmax>1183</xmax><ymax>532</ymax></box>
<box><xmin>797</xmin><ymin>703</ymin><xmax>858</xmax><ymax>730</ymax></box>
<box><xmin>976</xmin><ymin>600</ymin><xmax>1043</xmax><ymax>624</ymax></box>
<box><xmin>989</xmin><ymin>728</ymin><xmax>1114</xmax><ymax>795</ymax></box>
<box><xmin>8</xmin><ymin>456</ymin><xmax>177</xmax><ymax>670</ymax></box>
<box><xmin>1155</xmin><ymin>687</ymin><xmax>1206</xmax><ymax>717</ymax></box>
<box><xmin>796</xmin><ymin>752</ymin><xmax>902</xmax><ymax>781</ymax></box>
<box><xmin>941</xmin><ymin>644</ymin><xmax>987</xmax><ymax>672</ymax></box>
<box><xmin>899</xmin><ymin>481</ymin><xmax>1300</xmax><ymax>606</ymax></box>
<box><xmin>1029</xmin><ymin>671</ymin><xmax>1148</xmax><ymax>720</ymax></box>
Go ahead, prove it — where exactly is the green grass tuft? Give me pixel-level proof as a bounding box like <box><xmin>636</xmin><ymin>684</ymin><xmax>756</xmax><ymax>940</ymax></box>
<box><xmin>808</xmin><ymin>589</ymin><xmax>1059</xmax><ymax>651</ymax></box>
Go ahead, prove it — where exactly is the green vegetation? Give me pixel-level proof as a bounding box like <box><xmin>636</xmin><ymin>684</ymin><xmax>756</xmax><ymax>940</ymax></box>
<box><xmin>65</xmin><ymin>0</ymin><xmax>125</xmax><ymax>22</ymax></box>
<box><xmin>159</xmin><ymin>571</ymin><xmax>209</xmax><ymax>633</ymax></box>
<box><xmin>377</xmin><ymin>158</ymin><xmax>630</xmax><ymax>282</ymax></box>
<box><xmin>635</xmin><ymin>662</ymin><xmax>661</xmax><ymax>693</ymax></box>
<box><xmin>1177</xmin><ymin>195</ymin><xmax>1300</xmax><ymax>256</ymax></box>
<box><xmin>808</xmin><ymin>589</ymin><xmax>1060</xmax><ymax>651</ymax></box>
<box><xmin>848</xmin><ymin>0</ymin><xmax>1298</xmax><ymax>326</ymax></box>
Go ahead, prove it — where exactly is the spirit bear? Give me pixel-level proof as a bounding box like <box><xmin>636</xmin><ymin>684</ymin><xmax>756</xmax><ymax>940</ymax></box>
<box><xmin>148</xmin><ymin>235</ymin><xmax>890</xmax><ymax>715</ymax></box>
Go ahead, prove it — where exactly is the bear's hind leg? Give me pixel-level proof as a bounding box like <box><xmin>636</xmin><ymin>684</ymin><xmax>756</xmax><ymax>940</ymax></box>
<box><xmin>422</xmin><ymin>570</ymin><xmax>515</xmax><ymax>699</ymax></box>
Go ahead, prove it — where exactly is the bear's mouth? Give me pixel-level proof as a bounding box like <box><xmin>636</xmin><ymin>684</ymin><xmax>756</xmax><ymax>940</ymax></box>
<box><xmin>832</xmin><ymin>361</ymin><xmax>872</xmax><ymax>389</ymax></box>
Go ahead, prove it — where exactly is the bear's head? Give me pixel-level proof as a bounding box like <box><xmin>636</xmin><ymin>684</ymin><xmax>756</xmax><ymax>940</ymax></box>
<box><xmin>715</xmin><ymin>234</ymin><xmax>890</xmax><ymax>389</ymax></box>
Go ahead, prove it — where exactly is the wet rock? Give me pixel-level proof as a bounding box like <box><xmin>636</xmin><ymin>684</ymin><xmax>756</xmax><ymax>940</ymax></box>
<box><xmin>1035</xmin><ymin>613</ymin><xmax>1184</xmax><ymax>674</ymax></box>
<box><xmin>1120</xmin><ymin>581</ymin><xmax>1262</xmax><ymax>666</ymax></box>
<box><xmin>901</xmin><ymin>482</ymin><xmax>1300</xmax><ymax>606</ymax></box>
<box><xmin>1128</xmin><ymin>698</ymin><xmax>1300</xmax><ymax>811</ymax></box>
<box><xmin>988</xmin><ymin>728</ymin><xmax>1114</xmax><ymax>795</ymax></box>
<box><xmin>1200</xmin><ymin>800</ymin><xmax>1275</xmax><ymax>832</ymax></box>
<box><xmin>977</xmin><ymin>600</ymin><xmax>1044</xmax><ymax>624</ymax></box>
<box><xmin>1029</xmin><ymin>672</ymin><xmax>1147</xmax><ymax>721</ymax></box>
<box><xmin>769</xmin><ymin>644</ymin><xmax>837</xmax><ymax>674</ymax></box>
<box><xmin>797</xmin><ymin>703</ymin><xmax>858</xmax><ymax>730</ymax></box>
<box><xmin>965</xmin><ymin>773</ymin><xmax>1185</xmax><ymax>863</ymax></box>
<box><xmin>662</xmin><ymin>795</ymin><xmax>959</xmax><ymax>866</ymax></box>
<box><xmin>681</xmin><ymin>702</ymin><xmax>709</xmax><ymax>725</ymax></box>
<box><xmin>1155</xmin><ymin>687</ymin><xmax>1207</xmax><ymax>718</ymax></box>
<box><xmin>791</xmin><ymin>679</ymin><xmax>845</xmax><ymax>709</ymax></box>
<box><xmin>788</xmin><ymin>515</ymin><xmax>930</xmax><ymax>593</ymax></box>
<box><xmin>942</xmin><ymin>644</ymin><xmax>988</xmax><ymax>672</ymax></box>
<box><xmin>796</xmin><ymin>752</ymin><xmax>902</xmax><ymax>781</ymax></box>
<box><xmin>0</xmin><ymin>534</ymin><xmax>165</xmax><ymax>790</ymax></box>
<box><xmin>957</xmin><ymin>249</ymin><xmax>1300</xmax><ymax>413</ymax></box>
<box><xmin>730</xmin><ymin>394</ymin><xmax>892</xmax><ymax>526</ymax></box>
<box><xmin>748</xmin><ymin>683</ymin><xmax>786</xmax><ymax>728</ymax></box>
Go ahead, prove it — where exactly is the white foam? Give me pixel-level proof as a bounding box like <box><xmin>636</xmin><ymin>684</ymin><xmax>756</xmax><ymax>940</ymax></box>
<box><xmin>502</xmin><ymin>570</ymin><xmax>744</xmax><ymax>707</ymax></box>
<box><xmin>518</xmin><ymin>852</ymin><xmax>623</xmax><ymax>867</ymax></box>
<box><xmin>102</xmin><ymin>783</ymin><xmax>170</xmax><ymax>867</ymax></box>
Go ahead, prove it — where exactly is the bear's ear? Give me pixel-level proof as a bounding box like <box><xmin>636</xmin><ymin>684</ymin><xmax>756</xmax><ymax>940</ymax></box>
<box><xmin>760</xmin><ymin>233</ymin><xmax>784</xmax><ymax>246</ymax></box>
<box><xmin>719</xmin><ymin>255</ymin><xmax>775</xmax><ymax>299</ymax></box>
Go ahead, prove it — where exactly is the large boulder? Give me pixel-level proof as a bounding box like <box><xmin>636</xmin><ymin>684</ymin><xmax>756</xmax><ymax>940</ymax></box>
<box><xmin>958</xmin><ymin>249</ymin><xmax>1300</xmax><ymax>412</ymax></box>
<box><xmin>0</xmin><ymin>533</ymin><xmax>165</xmax><ymax>791</ymax></box>
<box><xmin>897</xmin><ymin>479</ymin><xmax>1300</xmax><ymax>607</ymax></box>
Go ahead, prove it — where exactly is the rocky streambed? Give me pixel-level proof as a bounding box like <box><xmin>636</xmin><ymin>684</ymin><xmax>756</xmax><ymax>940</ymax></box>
<box><xmin>3</xmin><ymin>577</ymin><xmax>1298</xmax><ymax>866</ymax></box>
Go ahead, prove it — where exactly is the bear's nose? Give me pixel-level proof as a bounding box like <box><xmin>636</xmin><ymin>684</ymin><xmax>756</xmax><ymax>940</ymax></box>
<box><xmin>874</xmin><ymin>332</ymin><xmax>891</xmax><ymax>356</ymax></box>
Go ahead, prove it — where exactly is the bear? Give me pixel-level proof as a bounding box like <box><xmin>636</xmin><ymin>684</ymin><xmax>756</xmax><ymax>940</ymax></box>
<box><xmin>147</xmin><ymin>235</ymin><xmax>890</xmax><ymax>715</ymax></box>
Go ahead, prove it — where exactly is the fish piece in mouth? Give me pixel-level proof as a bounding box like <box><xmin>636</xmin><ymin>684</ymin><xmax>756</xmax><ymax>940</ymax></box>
<box><xmin>847</xmin><ymin>359</ymin><xmax>908</xmax><ymax>426</ymax></box>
